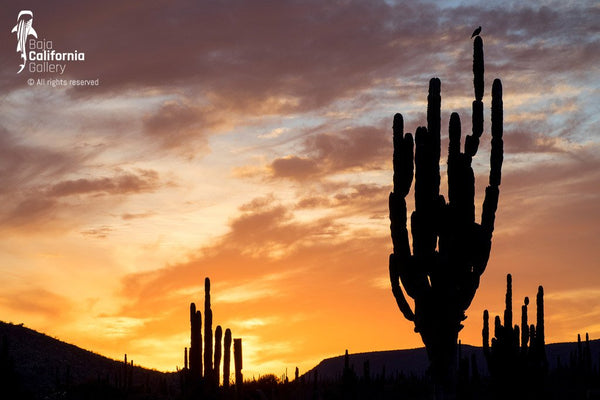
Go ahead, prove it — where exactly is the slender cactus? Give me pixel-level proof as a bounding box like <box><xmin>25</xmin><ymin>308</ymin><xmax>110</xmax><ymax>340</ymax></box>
<box><xmin>483</xmin><ymin>309</ymin><xmax>490</xmax><ymax>358</ymax></box>
<box><xmin>234</xmin><ymin>338</ymin><xmax>243</xmax><ymax>390</ymax></box>
<box><xmin>223</xmin><ymin>328</ymin><xmax>232</xmax><ymax>388</ymax></box>
<box><xmin>536</xmin><ymin>286</ymin><xmax>545</xmax><ymax>354</ymax></box>
<box><xmin>189</xmin><ymin>302</ymin><xmax>202</xmax><ymax>379</ymax></box>
<box><xmin>184</xmin><ymin>347</ymin><xmax>188</xmax><ymax>370</ymax></box>
<box><xmin>521</xmin><ymin>297</ymin><xmax>529</xmax><ymax>352</ymax></box>
<box><xmin>504</xmin><ymin>274</ymin><xmax>513</xmax><ymax>329</ymax></box>
<box><xmin>204</xmin><ymin>277</ymin><xmax>213</xmax><ymax>379</ymax></box>
<box><xmin>214</xmin><ymin>325</ymin><xmax>222</xmax><ymax>386</ymax></box>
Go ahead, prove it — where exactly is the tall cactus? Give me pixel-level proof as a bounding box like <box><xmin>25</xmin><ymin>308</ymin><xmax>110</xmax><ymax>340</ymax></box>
<box><xmin>521</xmin><ymin>296</ymin><xmax>529</xmax><ymax>353</ymax></box>
<box><xmin>184</xmin><ymin>347</ymin><xmax>188</xmax><ymax>370</ymax></box>
<box><xmin>536</xmin><ymin>286</ymin><xmax>545</xmax><ymax>353</ymax></box>
<box><xmin>482</xmin><ymin>309</ymin><xmax>490</xmax><ymax>357</ymax></box>
<box><xmin>189</xmin><ymin>302</ymin><xmax>202</xmax><ymax>379</ymax></box>
<box><xmin>389</xmin><ymin>33</ymin><xmax>503</xmax><ymax>390</ymax></box>
<box><xmin>234</xmin><ymin>338</ymin><xmax>243</xmax><ymax>390</ymax></box>
<box><xmin>223</xmin><ymin>328</ymin><xmax>232</xmax><ymax>388</ymax></box>
<box><xmin>214</xmin><ymin>325</ymin><xmax>222</xmax><ymax>386</ymax></box>
<box><xmin>204</xmin><ymin>277</ymin><xmax>213</xmax><ymax>379</ymax></box>
<box><xmin>504</xmin><ymin>273</ymin><xmax>513</xmax><ymax>330</ymax></box>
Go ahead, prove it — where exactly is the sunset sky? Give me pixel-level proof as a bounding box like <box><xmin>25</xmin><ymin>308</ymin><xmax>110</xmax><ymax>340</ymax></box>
<box><xmin>1</xmin><ymin>0</ymin><xmax>599</xmax><ymax>382</ymax></box>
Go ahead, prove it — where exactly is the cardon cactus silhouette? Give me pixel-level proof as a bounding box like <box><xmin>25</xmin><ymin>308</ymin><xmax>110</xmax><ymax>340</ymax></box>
<box><xmin>388</xmin><ymin>34</ymin><xmax>503</xmax><ymax>391</ymax></box>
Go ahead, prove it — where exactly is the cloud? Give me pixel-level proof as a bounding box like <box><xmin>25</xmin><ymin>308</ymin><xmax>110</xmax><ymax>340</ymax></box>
<box><xmin>121</xmin><ymin>211</ymin><xmax>155</xmax><ymax>220</ymax></box>
<box><xmin>117</xmin><ymin>192</ymin><xmax>386</xmax><ymax>316</ymax></box>
<box><xmin>81</xmin><ymin>225</ymin><xmax>113</xmax><ymax>239</ymax></box>
<box><xmin>47</xmin><ymin>169</ymin><xmax>161</xmax><ymax>197</ymax></box>
<box><xmin>270</xmin><ymin>156</ymin><xmax>320</xmax><ymax>180</ymax></box>
<box><xmin>504</xmin><ymin>129</ymin><xmax>570</xmax><ymax>154</ymax></box>
<box><xmin>0</xmin><ymin>288</ymin><xmax>73</xmax><ymax>321</ymax></box>
<box><xmin>0</xmin><ymin>126</ymin><xmax>90</xmax><ymax>194</ymax></box>
<box><xmin>267</xmin><ymin>126</ymin><xmax>390</xmax><ymax>181</ymax></box>
<box><xmin>142</xmin><ymin>100</ymin><xmax>224</xmax><ymax>157</ymax></box>
<box><xmin>294</xmin><ymin>183</ymin><xmax>391</xmax><ymax>221</ymax></box>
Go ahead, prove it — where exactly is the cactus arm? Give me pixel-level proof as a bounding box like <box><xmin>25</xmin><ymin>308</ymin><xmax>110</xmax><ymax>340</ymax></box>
<box><xmin>490</xmin><ymin>79</ymin><xmax>504</xmax><ymax>187</ymax></box>
<box><xmin>466</xmin><ymin>36</ymin><xmax>485</xmax><ymax>158</ymax></box>
<box><xmin>389</xmin><ymin>113</ymin><xmax>416</xmax><ymax>321</ymax></box>
<box><xmin>392</xmin><ymin>114</ymin><xmax>413</xmax><ymax>198</ymax></box>
<box><xmin>481</xmin><ymin>79</ymin><xmax>503</xmax><ymax>242</ymax></box>
<box><xmin>389</xmin><ymin>114</ymin><xmax>414</xmax><ymax>257</ymax></box>
<box><xmin>427</xmin><ymin>77</ymin><xmax>441</xmax><ymax>194</ymax></box>
<box><xmin>389</xmin><ymin>254</ymin><xmax>415</xmax><ymax>321</ymax></box>
<box><xmin>473</xmin><ymin>36</ymin><xmax>484</xmax><ymax>102</ymax></box>
<box><xmin>475</xmin><ymin>79</ymin><xmax>503</xmax><ymax>277</ymax></box>
<box><xmin>447</xmin><ymin>112</ymin><xmax>461</xmax><ymax>206</ymax></box>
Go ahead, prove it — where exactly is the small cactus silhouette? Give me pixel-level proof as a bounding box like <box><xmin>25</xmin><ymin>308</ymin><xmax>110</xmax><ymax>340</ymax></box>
<box><xmin>483</xmin><ymin>274</ymin><xmax>547</xmax><ymax>394</ymax></box>
<box><xmin>388</xmin><ymin>34</ymin><xmax>503</xmax><ymax>390</ymax></box>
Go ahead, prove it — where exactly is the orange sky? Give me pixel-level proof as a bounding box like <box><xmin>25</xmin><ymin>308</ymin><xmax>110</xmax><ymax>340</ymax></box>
<box><xmin>0</xmin><ymin>0</ymin><xmax>599</xmax><ymax>382</ymax></box>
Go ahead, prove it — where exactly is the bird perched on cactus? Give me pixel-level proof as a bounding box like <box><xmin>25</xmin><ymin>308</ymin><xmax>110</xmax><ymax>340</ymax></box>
<box><xmin>471</xmin><ymin>26</ymin><xmax>481</xmax><ymax>38</ymax></box>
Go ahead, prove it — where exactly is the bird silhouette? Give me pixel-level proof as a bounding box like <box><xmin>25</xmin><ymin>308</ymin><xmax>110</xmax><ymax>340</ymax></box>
<box><xmin>471</xmin><ymin>26</ymin><xmax>481</xmax><ymax>38</ymax></box>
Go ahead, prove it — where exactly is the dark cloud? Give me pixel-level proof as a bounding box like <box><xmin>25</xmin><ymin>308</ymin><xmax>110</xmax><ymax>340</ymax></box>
<box><xmin>270</xmin><ymin>156</ymin><xmax>320</xmax><ymax>180</ymax></box>
<box><xmin>47</xmin><ymin>169</ymin><xmax>161</xmax><ymax>197</ymax></box>
<box><xmin>142</xmin><ymin>101</ymin><xmax>218</xmax><ymax>157</ymax></box>
<box><xmin>0</xmin><ymin>127</ymin><xmax>90</xmax><ymax>194</ymax></box>
<box><xmin>295</xmin><ymin>183</ymin><xmax>391</xmax><ymax>220</ymax></box>
<box><xmin>504</xmin><ymin>129</ymin><xmax>567</xmax><ymax>154</ymax></box>
<box><xmin>1</xmin><ymin>198</ymin><xmax>59</xmax><ymax>229</ymax></box>
<box><xmin>0</xmin><ymin>128</ymin><xmax>165</xmax><ymax>232</ymax></box>
<box><xmin>2</xmin><ymin>1</ymin><xmax>597</xmax><ymax>108</ymax></box>
<box><xmin>268</xmin><ymin>126</ymin><xmax>390</xmax><ymax>180</ymax></box>
<box><xmin>2</xmin><ymin>0</ymin><xmax>597</xmax><ymax>162</ymax></box>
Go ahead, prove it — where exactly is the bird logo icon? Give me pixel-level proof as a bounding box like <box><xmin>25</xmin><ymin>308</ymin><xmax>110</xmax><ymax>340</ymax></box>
<box><xmin>12</xmin><ymin>10</ymin><xmax>38</xmax><ymax>74</ymax></box>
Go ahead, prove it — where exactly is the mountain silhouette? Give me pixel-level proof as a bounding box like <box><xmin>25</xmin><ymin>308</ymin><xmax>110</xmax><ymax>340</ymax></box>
<box><xmin>0</xmin><ymin>321</ymin><xmax>178</xmax><ymax>399</ymax></box>
<box><xmin>303</xmin><ymin>341</ymin><xmax>600</xmax><ymax>381</ymax></box>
